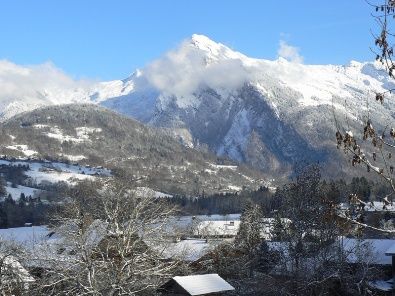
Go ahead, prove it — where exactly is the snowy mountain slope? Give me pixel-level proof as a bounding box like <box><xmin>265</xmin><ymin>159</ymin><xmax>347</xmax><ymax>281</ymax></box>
<box><xmin>0</xmin><ymin>104</ymin><xmax>265</xmax><ymax>194</ymax></box>
<box><xmin>1</xmin><ymin>35</ymin><xmax>395</xmax><ymax>177</ymax></box>
<box><xmin>92</xmin><ymin>34</ymin><xmax>395</xmax><ymax>177</ymax></box>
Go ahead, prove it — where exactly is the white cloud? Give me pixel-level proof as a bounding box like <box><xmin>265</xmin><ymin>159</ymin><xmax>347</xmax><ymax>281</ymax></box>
<box><xmin>142</xmin><ymin>39</ymin><xmax>251</xmax><ymax>97</ymax></box>
<box><xmin>0</xmin><ymin>60</ymin><xmax>94</xmax><ymax>104</ymax></box>
<box><xmin>277</xmin><ymin>40</ymin><xmax>304</xmax><ymax>63</ymax></box>
<box><xmin>0</xmin><ymin>60</ymin><xmax>96</xmax><ymax>119</ymax></box>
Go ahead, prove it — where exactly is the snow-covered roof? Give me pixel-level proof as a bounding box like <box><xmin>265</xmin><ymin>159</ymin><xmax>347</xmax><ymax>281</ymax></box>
<box><xmin>338</xmin><ymin>238</ymin><xmax>395</xmax><ymax>265</ymax></box>
<box><xmin>339</xmin><ymin>201</ymin><xmax>395</xmax><ymax>212</ymax></box>
<box><xmin>1</xmin><ymin>254</ymin><xmax>35</xmax><ymax>284</ymax></box>
<box><xmin>369</xmin><ymin>279</ymin><xmax>393</xmax><ymax>292</ymax></box>
<box><xmin>385</xmin><ymin>244</ymin><xmax>395</xmax><ymax>256</ymax></box>
<box><xmin>172</xmin><ymin>274</ymin><xmax>234</xmax><ymax>295</ymax></box>
<box><xmin>194</xmin><ymin>220</ymin><xmax>240</xmax><ymax>237</ymax></box>
<box><xmin>148</xmin><ymin>238</ymin><xmax>225</xmax><ymax>262</ymax></box>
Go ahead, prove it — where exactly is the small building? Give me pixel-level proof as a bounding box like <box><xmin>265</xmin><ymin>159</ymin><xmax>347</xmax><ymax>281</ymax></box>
<box><xmin>370</xmin><ymin>242</ymin><xmax>395</xmax><ymax>293</ymax></box>
<box><xmin>336</xmin><ymin>238</ymin><xmax>395</xmax><ymax>294</ymax></box>
<box><xmin>194</xmin><ymin>220</ymin><xmax>240</xmax><ymax>238</ymax></box>
<box><xmin>0</xmin><ymin>254</ymin><xmax>35</xmax><ymax>291</ymax></box>
<box><xmin>159</xmin><ymin>274</ymin><xmax>234</xmax><ymax>295</ymax></box>
<box><xmin>338</xmin><ymin>238</ymin><xmax>395</xmax><ymax>266</ymax></box>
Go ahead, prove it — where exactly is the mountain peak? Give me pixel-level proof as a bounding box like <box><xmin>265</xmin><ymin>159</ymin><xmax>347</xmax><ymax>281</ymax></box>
<box><xmin>188</xmin><ymin>34</ymin><xmax>226</xmax><ymax>54</ymax></box>
<box><xmin>190</xmin><ymin>34</ymin><xmax>218</xmax><ymax>47</ymax></box>
<box><xmin>186</xmin><ymin>34</ymin><xmax>246</xmax><ymax>62</ymax></box>
<box><xmin>191</xmin><ymin>34</ymin><xmax>212</xmax><ymax>42</ymax></box>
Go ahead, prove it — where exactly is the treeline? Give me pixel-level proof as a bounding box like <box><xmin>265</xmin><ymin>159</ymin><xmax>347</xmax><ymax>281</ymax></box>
<box><xmin>166</xmin><ymin>186</ymin><xmax>273</xmax><ymax>215</ymax></box>
<box><xmin>0</xmin><ymin>195</ymin><xmax>49</xmax><ymax>228</ymax></box>
<box><xmin>167</xmin><ymin>177</ymin><xmax>394</xmax><ymax>215</ymax></box>
<box><xmin>0</xmin><ymin>167</ymin><xmax>68</xmax><ymax>228</ymax></box>
<box><xmin>0</xmin><ymin>164</ymin><xmax>29</xmax><ymax>187</ymax></box>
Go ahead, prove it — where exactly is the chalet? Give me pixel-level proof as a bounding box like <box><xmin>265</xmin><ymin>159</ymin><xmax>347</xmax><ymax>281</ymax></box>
<box><xmin>192</xmin><ymin>217</ymin><xmax>290</xmax><ymax>239</ymax></box>
<box><xmin>338</xmin><ymin>238</ymin><xmax>395</xmax><ymax>266</ymax></box>
<box><xmin>367</xmin><ymin>240</ymin><xmax>395</xmax><ymax>293</ymax></box>
<box><xmin>147</xmin><ymin>238</ymin><xmax>223</xmax><ymax>262</ymax></box>
<box><xmin>0</xmin><ymin>254</ymin><xmax>35</xmax><ymax>292</ymax></box>
<box><xmin>328</xmin><ymin>238</ymin><xmax>395</xmax><ymax>294</ymax></box>
<box><xmin>159</xmin><ymin>274</ymin><xmax>234</xmax><ymax>295</ymax></box>
<box><xmin>193</xmin><ymin>220</ymin><xmax>240</xmax><ymax>238</ymax></box>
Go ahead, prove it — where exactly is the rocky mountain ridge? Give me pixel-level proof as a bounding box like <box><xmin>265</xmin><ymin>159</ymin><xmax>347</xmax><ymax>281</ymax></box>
<box><xmin>2</xmin><ymin>35</ymin><xmax>395</xmax><ymax>177</ymax></box>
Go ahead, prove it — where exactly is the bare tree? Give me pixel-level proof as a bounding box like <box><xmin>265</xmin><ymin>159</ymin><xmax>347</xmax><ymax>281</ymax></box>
<box><xmin>268</xmin><ymin>164</ymin><xmax>376</xmax><ymax>295</ymax></box>
<box><xmin>334</xmin><ymin>0</ymin><xmax>395</xmax><ymax>233</ymax></box>
<box><xmin>31</xmin><ymin>179</ymin><xmax>181</xmax><ymax>295</ymax></box>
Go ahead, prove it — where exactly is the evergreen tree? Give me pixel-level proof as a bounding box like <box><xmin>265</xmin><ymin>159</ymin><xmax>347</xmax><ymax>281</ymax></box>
<box><xmin>235</xmin><ymin>202</ymin><xmax>263</xmax><ymax>277</ymax></box>
<box><xmin>0</xmin><ymin>177</ymin><xmax>6</xmax><ymax>197</ymax></box>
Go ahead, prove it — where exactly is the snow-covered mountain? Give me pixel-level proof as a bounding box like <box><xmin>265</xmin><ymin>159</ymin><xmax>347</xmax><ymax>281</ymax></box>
<box><xmin>2</xmin><ymin>34</ymin><xmax>395</xmax><ymax>177</ymax></box>
<box><xmin>0</xmin><ymin>104</ymin><xmax>264</xmax><ymax>194</ymax></box>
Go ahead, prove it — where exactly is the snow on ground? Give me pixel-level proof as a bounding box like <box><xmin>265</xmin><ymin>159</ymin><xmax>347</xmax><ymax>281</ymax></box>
<box><xmin>6</xmin><ymin>145</ymin><xmax>37</xmax><ymax>157</ymax></box>
<box><xmin>227</xmin><ymin>185</ymin><xmax>242</xmax><ymax>192</ymax></box>
<box><xmin>0</xmin><ymin>226</ymin><xmax>52</xmax><ymax>247</ymax></box>
<box><xmin>33</xmin><ymin>124</ymin><xmax>49</xmax><ymax>129</ymax></box>
<box><xmin>75</xmin><ymin>127</ymin><xmax>102</xmax><ymax>139</ymax></box>
<box><xmin>155</xmin><ymin>191</ymin><xmax>173</xmax><ymax>198</ymax></box>
<box><xmin>43</xmin><ymin>126</ymin><xmax>102</xmax><ymax>143</ymax></box>
<box><xmin>45</xmin><ymin>126</ymin><xmax>84</xmax><ymax>143</ymax></box>
<box><xmin>59</xmin><ymin>154</ymin><xmax>86</xmax><ymax>162</ymax></box>
<box><xmin>254</xmin><ymin>59</ymin><xmax>390</xmax><ymax>109</ymax></box>
<box><xmin>209</xmin><ymin>163</ymin><xmax>238</xmax><ymax>170</ymax></box>
<box><xmin>135</xmin><ymin>187</ymin><xmax>173</xmax><ymax>198</ymax></box>
<box><xmin>26</xmin><ymin>169</ymin><xmax>94</xmax><ymax>185</ymax></box>
<box><xmin>5</xmin><ymin>182</ymin><xmax>39</xmax><ymax>200</ymax></box>
<box><xmin>204</xmin><ymin>163</ymin><xmax>239</xmax><ymax>176</ymax></box>
<box><xmin>0</xmin><ymin>159</ymin><xmax>111</xmax><ymax>185</ymax></box>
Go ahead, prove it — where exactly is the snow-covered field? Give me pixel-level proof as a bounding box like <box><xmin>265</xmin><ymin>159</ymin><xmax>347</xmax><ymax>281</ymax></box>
<box><xmin>0</xmin><ymin>158</ymin><xmax>111</xmax><ymax>188</ymax></box>
<box><xmin>0</xmin><ymin>226</ymin><xmax>51</xmax><ymax>246</ymax></box>
<box><xmin>60</xmin><ymin>154</ymin><xmax>86</xmax><ymax>162</ymax></box>
<box><xmin>5</xmin><ymin>182</ymin><xmax>39</xmax><ymax>200</ymax></box>
<box><xmin>33</xmin><ymin>125</ymin><xmax>102</xmax><ymax>143</ymax></box>
<box><xmin>209</xmin><ymin>163</ymin><xmax>238</xmax><ymax>170</ymax></box>
<box><xmin>5</xmin><ymin>145</ymin><xmax>37</xmax><ymax>157</ymax></box>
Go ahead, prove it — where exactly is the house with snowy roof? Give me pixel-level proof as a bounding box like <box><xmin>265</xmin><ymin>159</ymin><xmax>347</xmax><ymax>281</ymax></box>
<box><xmin>191</xmin><ymin>217</ymin><xmax>289</xmax><ymax>240</ymax></box>
<box><xmin>337</xmin><ymin>238</ymin><xmax>395</xmax><ymax>266</ymax></box>
<box><xmin>158</xmin><ymin>274</ymin><xmax>234</xmax><ymax>295</ymax></box>
<box><xmin>332</xmin><ymin>237</ymin><xmax>395</xmax><ymax>293</ymax></box>
<box><xmin>0</xmin><ymin>253</ymin><xmax>35</xmax><ymax>292</ymax></box>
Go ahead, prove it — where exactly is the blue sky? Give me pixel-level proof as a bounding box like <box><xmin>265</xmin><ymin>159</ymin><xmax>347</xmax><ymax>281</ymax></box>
<box><xmin>0</xmin><ymin>0</ymin><xmax>375</xmax><ymax>80</ymax></box>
